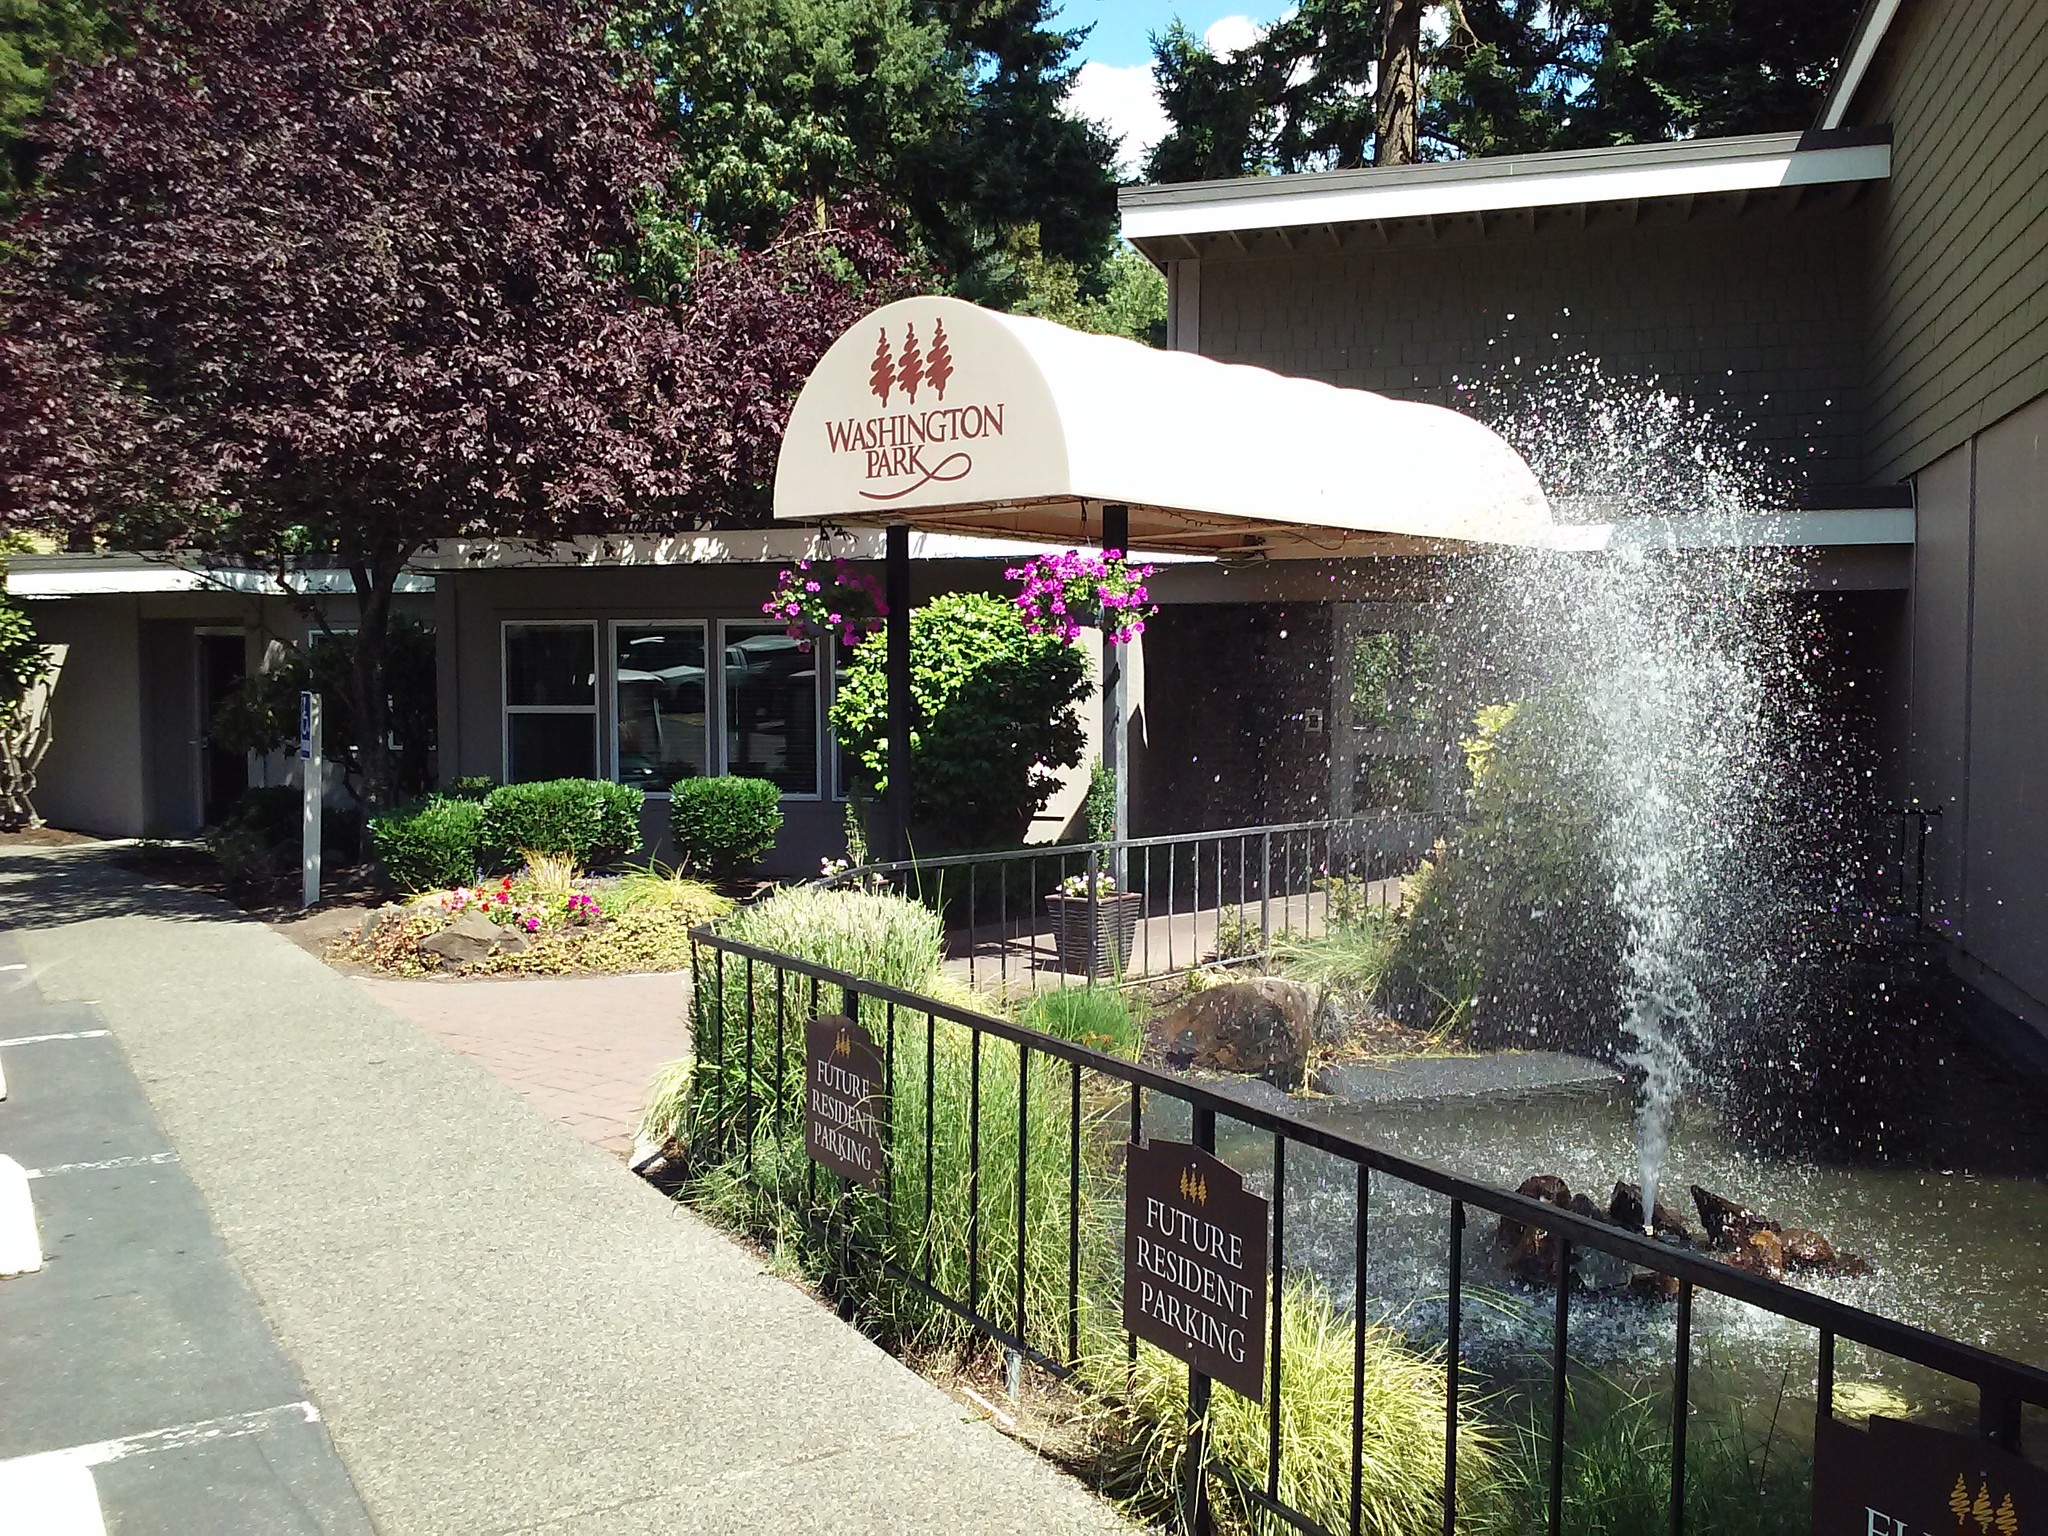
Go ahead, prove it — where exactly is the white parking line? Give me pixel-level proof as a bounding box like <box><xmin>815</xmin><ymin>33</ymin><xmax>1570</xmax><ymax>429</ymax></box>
<box><xmin>25</xmin><ymin>1152</ymin><xmax>180</xmax><ymax>1179</ymax></box>
<box><xmin>0</xmin><ymin>1458</ymin><xmax>105</xmax><ymax>1536</ymax></box>
<box><xmin>0</xmin><ymin>1030</ymin><xmax>112</xmax><ymax>1049</ymax></box>
<box><xmin>0</xmin><ymin>1154</ymin><xmax>43</xmax><ymax>1277</ymax></box>
<box><xmin>0</xmin><ymin>1402</ymin><xmax>322</xmax><ymax>1476</ymax></box>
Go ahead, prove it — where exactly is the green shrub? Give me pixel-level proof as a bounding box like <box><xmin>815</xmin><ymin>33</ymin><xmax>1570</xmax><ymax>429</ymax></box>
<box><xmin>368</xmin><ymin>795</ymin><xmax>484</xmax><ymax>893</ymax></box>
<box><xmin>831</xmin><ymin>591</ymin><xmax>1090</xmax><ymax>850</ymax></box>
<box><xmin>1083</xmin><ymin>756</ymin><xmax>1116</xmax><ymax>842</ymax></box>
<box><xmin>445</xmin><ymin>775</ymin><xmax>498</xmax><ymax>802</ymax></box>
<box><xmin>669</xmin><ymin>776</ymin><xmax>783</xmax><ymax>880</ymax></box>
<box><xmin>479</xmin><ymin>779</ymin><xmax>643</xmax><ymax>869</ymax></box>
<box><xmin>1015</xmin><ymin>985</ymin><xmax>1141</xmax><ymax>1058</ymax></box>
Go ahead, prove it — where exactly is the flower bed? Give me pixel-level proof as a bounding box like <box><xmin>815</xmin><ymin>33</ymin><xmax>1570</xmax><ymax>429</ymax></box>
<box><xmin>332</xmin><ymin>862</ymin><xmax>729</xmax><ymax>977</ymax></box>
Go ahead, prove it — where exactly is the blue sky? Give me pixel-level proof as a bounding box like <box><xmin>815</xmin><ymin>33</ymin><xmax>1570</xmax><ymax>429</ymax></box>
<box><xmin>1060</xmin><ymin>2</ymin><xmax>1285</xmax><ymax>69</ymax></box>
<box><xmin>1058</xmin><ymin>4</ymin><xmax>1288</xmax><ymax>176</ymax></box>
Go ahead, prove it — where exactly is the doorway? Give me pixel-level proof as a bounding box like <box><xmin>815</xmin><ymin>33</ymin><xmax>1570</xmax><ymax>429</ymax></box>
<box><xmin>197</xmin><ymin>632</ymin><xmax>248</xmax><ymax>825</ymax></box>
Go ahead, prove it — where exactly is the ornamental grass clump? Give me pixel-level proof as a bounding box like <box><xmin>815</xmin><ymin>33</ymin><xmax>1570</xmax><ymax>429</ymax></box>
<box><xmin>680</xmin><ymin>886</ymin><xmax>1117</xmax><ymax>1362</ymax></box>
<box><xmin>1079</xmin><ymin>1283</ymin><xmax>1500</xmax><ymax>1536</ymax></box>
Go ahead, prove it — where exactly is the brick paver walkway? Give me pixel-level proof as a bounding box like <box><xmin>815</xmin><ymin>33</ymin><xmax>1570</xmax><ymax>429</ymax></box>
<box><xmin>353</xmin><ymin>972</ymin><xmax>687</xmax><ymax>1158</ymax></box>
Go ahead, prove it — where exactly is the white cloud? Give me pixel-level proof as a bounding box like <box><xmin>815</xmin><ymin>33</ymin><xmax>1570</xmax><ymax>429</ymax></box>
<box><xmin>1203</xmin><ymin>14</ymin><xmax>1264</xmax><ymax>58</ymax></box>
<box><xmin>1069</xmin><ymin>59</ymin><xmax>1172</xmax><ymax>180</ymax></box>
<box><xmin>1065</xmin><ymin>12</ymin><xmax>1281</xmax><ymax>181</ymax></box>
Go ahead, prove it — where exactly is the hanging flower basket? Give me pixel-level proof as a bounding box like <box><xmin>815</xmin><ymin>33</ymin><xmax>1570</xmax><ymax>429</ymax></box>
<box><xmin>1006</xmin><ymin>548</ymin><xmax>1158</xmax><ymax>645</ymax></box>
<box><xmin>763</xmin><ymin>557</ymin><xmax>888</xmax><ymax>650</ymax></box>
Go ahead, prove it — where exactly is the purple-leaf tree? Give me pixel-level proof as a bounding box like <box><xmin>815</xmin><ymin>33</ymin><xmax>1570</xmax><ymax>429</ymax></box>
<box><xmin>0</xmin><ymin>0</ymin><xmax>921</xmax><ymax>829</ymax></box>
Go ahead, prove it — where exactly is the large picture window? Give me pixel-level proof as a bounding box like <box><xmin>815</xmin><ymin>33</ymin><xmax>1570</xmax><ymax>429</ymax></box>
<box><xmin>613</xmin><ymin>622</ymin><xmax>708</xmax><ymax>792</ymax></box>
<box><xmin>721</xmin><ymin>622</ymin><xmax>820</xmax><ymax>797</ymax></box>
<box><xmin>502</xmin><ymin>622</ymin><xmax>597</xmax><ymax>782</ymax></box>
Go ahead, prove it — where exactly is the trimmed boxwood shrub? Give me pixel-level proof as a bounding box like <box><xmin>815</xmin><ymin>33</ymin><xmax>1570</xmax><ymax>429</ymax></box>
<box><xmin>479</xmin><ymin>778</ymin><xmax>643</xmax><ymax>869</ymax></box>
<box><xmin>444</xmin><ymin>775</ymin><xmax>498</xmax><ymax>802</ymax></box>
<box><xmin>669</xmin><ymin>776</ymin><xmax>783</xmax><ymax>880</ymax></box>
<box><xmin>368</xmin><ymin>795</ymin><xmax>484</xmax><ymax>893</ymax></box>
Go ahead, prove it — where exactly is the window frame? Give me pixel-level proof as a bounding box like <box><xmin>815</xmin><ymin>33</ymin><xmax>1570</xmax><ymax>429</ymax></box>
<box><xmin>608</xmin><ymin>618</ymin><xmax>713</xmax><ymax>800</ymax></box>
<box><xmin>715</xmin><ymin>617</ymin><xmax>825</xmax><ymax>803</ymax></box>
<box><xmin>500</xmin><ymin>620</ymin><xmax>600</xmax><ymax>784</ymax></box>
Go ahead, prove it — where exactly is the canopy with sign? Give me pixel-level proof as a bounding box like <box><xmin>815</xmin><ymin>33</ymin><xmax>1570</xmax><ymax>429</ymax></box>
<box><xmin>772</xmin><ymin>295</ymin><xmax>1551</xmax><ymax>554</ymax></box>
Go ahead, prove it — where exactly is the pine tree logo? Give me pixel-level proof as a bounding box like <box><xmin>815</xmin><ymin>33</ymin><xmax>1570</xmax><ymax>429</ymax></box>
<box><xmin>1179</xmin><ymin>1166</ymin><xmax>1209</xmax><ymax>1206</ymax></box>
<box><xmin>898</xmin><ymin>322</ymin><xmax>924</xmax><ymax>405</ymax></box>
<box><xmin>1955</xmin><ymin>1476</ymin><xmax>1975</xmax><ymax>1527</ymax></box>
<box><xmin>868</xmin><ymin>327</ymin><xmax>894</xmax><ymax>406</ymax></box>
<box><xmin>925</xmin><ymin>319</ymin><xmax>954</xmax><ymax>400</ymax></box>
<box><xmin>1973</xmin><ymin>1481</ymin><xmax>1995</xmax><ymax>1532</ymax></box>
<box><xmin>1995</xmin><ymin>1492</ymin><xmax>2017</xmax><ymax>1535</ymax></box>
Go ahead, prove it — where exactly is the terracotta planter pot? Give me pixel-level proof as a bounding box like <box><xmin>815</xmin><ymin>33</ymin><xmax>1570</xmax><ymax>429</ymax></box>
<box><xmin>1045</xmin><ymin>890</ymin><xmax>1142</xmax><ymax>980</ymax></box>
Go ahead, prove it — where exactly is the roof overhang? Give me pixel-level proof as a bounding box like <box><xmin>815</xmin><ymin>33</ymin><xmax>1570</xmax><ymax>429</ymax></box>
<box><xmin>1119</xmin><ymin>128</ymin><xmax>1890</xmax><ymax>259</ymax></box>
<box><xmin>771</xmin><ymin>296</ymin><xmax>1552</xmax><ymax>558</ymax></box>
<box><xmin>8</xmin><ymin>555</ymin><xmax>434</xmax><ymax>600</ymax></box>
<box><xmin>1817</xmin><ymin>0</ymin><xmax>1907</xmax><ymax>129</ymax></box>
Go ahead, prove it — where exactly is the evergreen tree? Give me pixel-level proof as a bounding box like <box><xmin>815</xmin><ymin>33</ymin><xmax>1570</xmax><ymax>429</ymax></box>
<box><xmin>0</xmin><ymin>0</ymin><xmax>116</xmax><ymax>201</ymax></box>
<box><xmin>617</xmin><ymin>0</ymin><xmax>1120</xmax><ymax>306</ymax></box>
<box><xmin>1144</xmin><ymin>0</ymin><xmax>1860</xmax><ymax>180</ymax></box>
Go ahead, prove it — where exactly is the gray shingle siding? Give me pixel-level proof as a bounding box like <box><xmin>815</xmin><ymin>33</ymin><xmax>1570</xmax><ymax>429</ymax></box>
<box><xmin>1857</xmin><ymin>0</ymin><xmax>2048</xmax><ymax>480</ymax></box>
<box><xmin>1195</xmin><ymin>204</ymin><xmax>1871</xmax><ymax>489</ymax></box>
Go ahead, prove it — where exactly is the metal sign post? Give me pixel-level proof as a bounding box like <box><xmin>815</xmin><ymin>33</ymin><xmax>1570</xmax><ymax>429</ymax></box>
<box><xmin>299</xmin><ymin>691</ymin><xmax>322</xmax><ymax>909</ymax></box>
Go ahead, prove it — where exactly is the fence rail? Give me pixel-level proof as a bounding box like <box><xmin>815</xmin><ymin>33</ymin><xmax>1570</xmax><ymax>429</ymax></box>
<box><xmin>814</xmin><ymin>814</ymin><xmax>1436</xmax><ymax>992</ymax></box>
<box><xmin>686</xmin><ymin>910</ymin><xmax>2048</xmax><ymax>1536</ymax></box>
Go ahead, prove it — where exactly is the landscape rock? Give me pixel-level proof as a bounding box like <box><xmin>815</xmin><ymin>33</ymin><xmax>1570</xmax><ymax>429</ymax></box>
<box><xmin>1780</xmin><ymin>1227</ymin><xmax>1835</xmax><ymax>1269</ymax></box>
<box><xmin>1690</xmin><ymin>1185</ymin><xmax>1781</xmax><ymax>1248</ymax></box>
<box><xmin>1721</xmin><ymin>1229</ymin><xmax>1786</xmax><ymax>1281</ymax></box>
<box><xmin>1608</xmin><ymin>1182</ymin><xmax>1691</xmax><ymax>1241</ymax></box>
<box><xmin>1159</xmin><ymin>979</ymin><xmax>1319</xmax><ymax>1089</ymax></box>
<box><xmin>418</xmin><ymin>910</ymin><xmax>525</xmax><ymax>968</ymax></box>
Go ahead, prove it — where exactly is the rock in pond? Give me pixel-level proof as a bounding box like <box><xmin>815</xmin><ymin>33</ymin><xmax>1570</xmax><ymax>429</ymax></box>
<box><xmin>1608</xmin><ymin>1182</ymin><xmax>1692</xmax><ymax>1241</ymax></box>
<box><xmin>1159</xmin><ymin>978</ymin><xmax>1320</xmax><ymax>1089</ymax></box>
<box><xmin>1690</xmin><ymin>1185</ymin><xmax>1780</xmax><ymax>1247</ymax></box>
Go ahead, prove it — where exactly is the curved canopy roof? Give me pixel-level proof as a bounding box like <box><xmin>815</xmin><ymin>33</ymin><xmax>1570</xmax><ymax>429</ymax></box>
<box><xmin>772</xmin><ymin>296</ymin><xmax>1551</xmax><ymax>556</ymax></box>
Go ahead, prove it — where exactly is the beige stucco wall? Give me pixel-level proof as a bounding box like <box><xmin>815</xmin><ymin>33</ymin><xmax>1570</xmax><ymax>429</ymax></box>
<box><xmin>20</xmin><ymin>589</ymin><xmax>422</xmax><ymax>839</ymax></box>
<box><xmin>28</xmin><ymin>597</ymin><xmax>147</xmax><ymax>837</ymax></box>
<box><xmin>1189</xmin><ymin>199</ymin><xmax>1872</xmax><ymax>490</ymax></box>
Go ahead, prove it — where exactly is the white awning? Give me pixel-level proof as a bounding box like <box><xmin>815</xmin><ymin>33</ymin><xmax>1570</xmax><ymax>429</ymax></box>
<box><xmin>772</xmin><ymin>296</ymin><xmax>1551</xmax><ymax>557</ymax></box>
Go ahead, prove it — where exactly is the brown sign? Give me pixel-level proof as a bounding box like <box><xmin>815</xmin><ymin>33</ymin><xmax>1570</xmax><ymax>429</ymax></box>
<box><xmin>1124</xmin><ymin>1138</ymin><xmax>1269</xmax><ymax>1402</ymax></box>
<box><xmin>1813</xmin><ymin>1413</ymin><xmax>2047</xmax><ymax>1534</ymax></box>
<box><xmin>804</xmin><ymin>1014</ymin><xmax>887</xmax><ymax>1187</ymax></box>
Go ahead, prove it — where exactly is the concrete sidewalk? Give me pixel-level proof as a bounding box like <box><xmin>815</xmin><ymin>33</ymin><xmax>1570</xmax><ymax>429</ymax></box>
<box><xmin>0</xmin><ymin>848</ymin><xmax>1126</xmax><ymax>1535</ymax></box>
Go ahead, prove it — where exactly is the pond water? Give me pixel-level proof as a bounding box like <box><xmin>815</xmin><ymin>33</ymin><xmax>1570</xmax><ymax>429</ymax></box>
<box><xmin>1141</xmin><ymin>1046</ymin><xmax>2048</xmax><ymax>1435</ymax></box>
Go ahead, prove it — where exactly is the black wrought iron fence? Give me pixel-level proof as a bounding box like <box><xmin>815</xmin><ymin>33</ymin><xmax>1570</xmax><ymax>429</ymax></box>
<box><xmin>813</xmin><ymin>814</ymin><xmax>1435</xmax><ymax>991</ymax></box>
<box><xmin>685</xmin><ymin>924</ymin><xmax>2048</xmax><ymax>1536</ymax></box>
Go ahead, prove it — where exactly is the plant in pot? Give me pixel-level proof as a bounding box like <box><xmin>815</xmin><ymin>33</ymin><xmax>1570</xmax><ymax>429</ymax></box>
<box><xmin>1006</xmin><ymin>547</ymin><xmax>1157</xmax><ymax>644</ymax></box>
<box><xmin>762</xmin><ymin>556</ymin><xmax>887</xmax><ymax>651</ymax></box>
<box><xmin>1046</xmin><ymin>868</ymin><xmax>1141</xmax><ymax>980</ymax></box>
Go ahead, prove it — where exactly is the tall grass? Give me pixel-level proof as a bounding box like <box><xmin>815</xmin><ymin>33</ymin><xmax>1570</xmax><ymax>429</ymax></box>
<box><xmin>1015</xmin><ymin>985</ymin><xmax>1143</xmax><ymax>1059</ymax></box>
<box><xmin>1080</xmin><ymin>1282</ymin><xmax>1501</xmax><ymax>1536</ymax></box>
<box><xmin>682</xmin><ymin>886</ymin><xmax>1111</xmax><ymax>1363</ymax></box>
<box><xmin>1477</xmin><ymin>1371</ymin><xmax>1810</xmax><ymax>1536</ymax></box>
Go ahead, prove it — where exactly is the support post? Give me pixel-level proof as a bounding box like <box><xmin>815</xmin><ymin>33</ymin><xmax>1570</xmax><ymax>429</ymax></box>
<box><xmin>1101</xmin><ymin>505</ymin><xmax>1129</xmax><ymax>884</ymax></box>
<box><xmin>299</xmin><ymin>691</ymin><xmax>322</xmax><ymax>909</ymax></box>
<box><xmin>885</xmin><ymin>523</ymin><xmax>913</xmax><ymax>864</ymax></box>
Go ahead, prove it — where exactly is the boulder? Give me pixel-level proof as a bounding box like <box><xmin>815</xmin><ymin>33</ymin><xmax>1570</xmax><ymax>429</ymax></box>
<box><xmin>1721</xmin><ymin>1229</ymin><xmax>1786</xmax><ymax>1281</ymax></box>
<box><xmin>1494</xmin><ymin>1174</ymin><xmax>1570</xmax><ymax>1249</ymax></box>
<box><xmin>1159</xmin><ymin>979</ymin><xmax>1319</xmax><ymax>1088</ymax></box>
<box><xmin>1609</xmin><ymin>1182</ymin><xmax>1692</xmax><ymax>1241</ymax></box>
<box><xmin>1690</xmin><ymin>1185</ymin><xmax>1780</xmax><ymax>1249</ymax></box>
<box><xmin>419</xmin><ymin>910</ymin><xmax>525</xmax><ymax>968</ymax></box>
<box><xmin>1780</xmin><ymin>1228</ymin><xmax>1835</xmax><ymax>1270</ymax></box>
